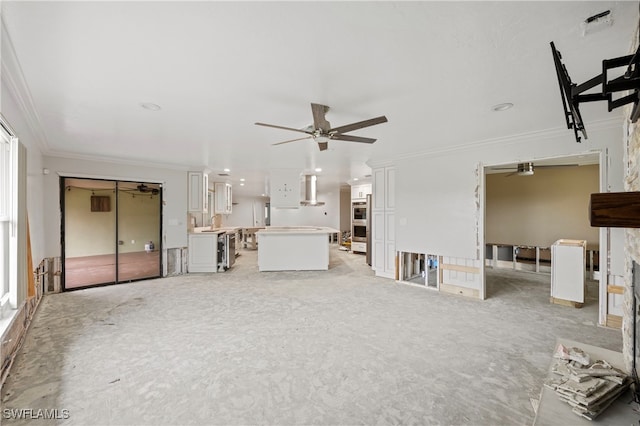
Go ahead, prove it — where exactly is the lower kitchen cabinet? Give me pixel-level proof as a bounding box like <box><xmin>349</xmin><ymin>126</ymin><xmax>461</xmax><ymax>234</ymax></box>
<box><xmin>188</xmin><ymin>232</ymin><xmax>222</xmax><ymax>273</ymax></box>
<box><xmin>551</xmin><ymin>239</ymin><xmax>586</xmax><ymax>305</ymax></box>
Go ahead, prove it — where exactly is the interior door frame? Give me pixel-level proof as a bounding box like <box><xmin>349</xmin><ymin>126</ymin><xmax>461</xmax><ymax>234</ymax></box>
<box><xmin>480</xmin><ymin>152</ymin><xmax>605</xmax><ymax>324</ymax></box>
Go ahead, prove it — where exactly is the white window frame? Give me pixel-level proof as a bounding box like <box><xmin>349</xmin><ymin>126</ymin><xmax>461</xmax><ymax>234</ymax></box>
<box><xmin>0</xmin><ymin>116</ymin><xmax>18</xmax><ymax>317</ymax></box>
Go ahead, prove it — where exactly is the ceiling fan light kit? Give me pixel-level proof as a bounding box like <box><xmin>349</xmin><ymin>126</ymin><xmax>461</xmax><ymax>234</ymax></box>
<box><xmin>256</xmin><ymin>103</ymin><xmax>388</xmax><ymax>151</ymax></box>
<box><xmin>517</xmin><ymin>162</ymin><xmax>534</xmax><ymax>176</ymax></box>
<box><xmin>492</xmin><ymin>161</ymin><xmax>579</xmax><ymax>177</ymax></box>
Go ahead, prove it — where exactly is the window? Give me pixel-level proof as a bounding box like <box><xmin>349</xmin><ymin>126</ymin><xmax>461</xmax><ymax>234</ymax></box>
<box><xmin>0</xmin><ymin>116</ymin><xmax>17</xmax><ymax>317</ymax></box>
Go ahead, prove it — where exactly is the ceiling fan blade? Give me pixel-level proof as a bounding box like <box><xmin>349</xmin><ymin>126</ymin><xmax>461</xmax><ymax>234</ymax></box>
<box><xmin>329</xmin><ymin>115</ymin><xmax>388</xmax><ymax>134</ymax></box>
<box><xmin>332</xmin><ymin>134</ymin><xmax>376</xmax><ymax>144</ymax></box>
<box><xmin>317</xmin><ymin>141</ymin><xmax>328</xmax><ymax>151</ymax></box>
<box><xmin>311</xmin><ymin>103</ymin><xmax>331</xmax><ymax>132</ymax></box>
<box><xmin>535</xmin><ymin>164</ymin><xmax>579</xmax><ymax>168</ymax></box>
<box><xmin>272</xmin><ymin>136</ymin><xmax>313</xmax><ymax>146</ymax></box>
<box><xmin>504</xmin><ymin>171</ymin><xmax>518</xmax><ymax>177</ymax></box>
<box><xmin>490</xmin><ymin>167</ymin><xmax>517</xmax><ymax>170</ymax></box>
<box><xmin>255</xmin><ymin>122</ymin><xmax>311</xmax><ymax>135</ymax></box>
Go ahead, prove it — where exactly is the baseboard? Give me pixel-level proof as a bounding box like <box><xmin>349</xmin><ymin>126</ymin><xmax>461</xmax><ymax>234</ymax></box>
<box><xmin>606</xmin><ymin>314</ymin><xmax>622</xmax><ymax>329</ymax></box>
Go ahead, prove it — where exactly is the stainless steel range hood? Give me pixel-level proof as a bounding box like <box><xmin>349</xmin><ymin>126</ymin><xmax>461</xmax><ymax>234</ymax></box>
<box><xmin>300</xmin><ymin>175</ymin><xmax>325</xmax><ymax>206</ymax></box>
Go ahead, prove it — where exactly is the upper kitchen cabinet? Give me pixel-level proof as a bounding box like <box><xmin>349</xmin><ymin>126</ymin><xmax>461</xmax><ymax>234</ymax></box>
<box><xmin>188</xmin><ymin>171</ymin><xmax>209</xmax><ymax>213</ymax></box>
<box><xmin>214</xmin><ymin>182</ymin><xmax>232</xmax><ymax>214</ymax></box>
<box><xmin>351</xmin><ymin>183</ymin><xmax>372</xmax><ymax>201</ymax></box>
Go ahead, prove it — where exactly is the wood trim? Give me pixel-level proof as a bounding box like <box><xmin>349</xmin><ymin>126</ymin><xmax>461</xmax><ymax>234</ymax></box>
<box><xmin>440</xmin><ymin>282</ymin><xmax>480</xmax><ymax>299</ymax></box>
<box><xmin>26</xmin><ymin>216</ymin><xmax>35</xmax><ymax>298</ymax></box>
<box><xmin>440</xmin><ymin>263</ymin><xmax>480</xmax><ymax>274</ymax></box>
<box><xmin>606</xmin><ymin>314</ymin><xmax>622</xmax><ymax>329</ymax></box>
<box><xmin>550</xmin><ymin>297</ymin><xmax>583</xmax><ymax>308</ymax></box>
<box><xmin>590</xmin><ymin>191</ymin><xmax>640</xmax><ymax>228</ymax></box>
<box><xmin>606</xmin><ymin>285</ymin><xmax>625</xmax><ymax>294</ymax></box>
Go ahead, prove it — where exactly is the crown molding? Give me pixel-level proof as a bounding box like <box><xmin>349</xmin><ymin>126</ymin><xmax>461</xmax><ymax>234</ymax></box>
<box><xmin>366</xmin><ymin>159</ymin><xmax>394</xmax><ymax>169</ymax></box>
<box><xmin>369</xmin><ymin>117</ymin><xmax>623</xmax><ymax>167</ymax></box>
<box><xmin>1</xmin><ymin>15</ymin><xmax>50</xmax><ymax>153</ymax></box>
<box><xmin>44</xmin><ymin>149</ymin><xmax>192</xmax><ymax>172</ymax></box>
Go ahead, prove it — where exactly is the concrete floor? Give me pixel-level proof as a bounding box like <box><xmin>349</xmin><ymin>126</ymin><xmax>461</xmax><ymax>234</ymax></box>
<box><xmin>1</xmin><ymin>247</ymin><xmax>621</xmax><ymax>425</ymax></box>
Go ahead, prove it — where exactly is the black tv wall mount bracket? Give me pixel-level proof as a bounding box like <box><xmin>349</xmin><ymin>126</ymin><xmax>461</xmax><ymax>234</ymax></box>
<box><xmin>551</xmin><ymin>41</ymin><xmax>640</xmax><ymax>142</ymax></box>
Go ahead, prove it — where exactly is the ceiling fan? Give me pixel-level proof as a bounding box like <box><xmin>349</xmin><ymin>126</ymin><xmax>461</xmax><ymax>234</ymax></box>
<box><xmin>255</xmin><ymin>103</ymin><xmax>388</xmax><ymax>151</ymax></box>
<box><xmin>491</xmin><ymin>162</ymin><xmax>579</xmax><ymax>177</ymax></box>
<box><xmin>136</xmin><ymin>184</ymin><xmax>159</xmax><ymax>195</ymax></box>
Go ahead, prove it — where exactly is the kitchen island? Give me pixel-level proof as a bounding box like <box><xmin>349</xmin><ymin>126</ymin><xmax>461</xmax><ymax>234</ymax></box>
<box><xmin>256</xmin><ymin>226</ymin><xmax>339</xmax><ymax>271</ymax></box>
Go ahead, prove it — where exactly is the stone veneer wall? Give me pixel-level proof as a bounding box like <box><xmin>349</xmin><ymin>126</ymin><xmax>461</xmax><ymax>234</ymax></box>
<box><xmin>623</xmin><ymin>25</ymin><xmax>640</xmax><ymax>373</ymax></box>
<box><xmin>624</xmin><ymin>115</ymin><xmax>640</xmax><ymax>373</ymax></box>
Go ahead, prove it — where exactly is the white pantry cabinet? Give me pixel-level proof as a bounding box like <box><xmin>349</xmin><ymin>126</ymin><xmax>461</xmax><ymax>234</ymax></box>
<box><xmin>372</xmin><ymin>166</ymin><xmax>396</xmax><ymax>279</ymax></box>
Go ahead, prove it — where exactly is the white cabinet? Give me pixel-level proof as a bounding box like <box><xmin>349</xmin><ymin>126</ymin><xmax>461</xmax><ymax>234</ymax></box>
<box><xmin>351</xmin><ymin>241</ymin><xmax>366</xmax><ymax>253</ymax></box>
<box><xmin>373</xmin><ymin>169</ymin><xmax>385</xmax><ymax>210</ymax></box>
<box><xmin>188</xmin><ymin>232</ymin><xmax>221</xmax><ymax>273</ymax></box>
<box><xmin>372</xmin><ymin>166</ymin><xmax>396</xmax><ymax>279</ymax></box>
<box><xmin>385</xmin><ymin>168</ymin><xmax>395</xmax><ymax>209</ymax></box>
<box><xmin>551</xmin><ymin>239</ymin><xmax>586</xmax><ymax>304</ymax></box>
<box><xmin>351</xmin><ymin>183</ymin><xmax>371</xmax><ymax>200</ymax></box>
<box><xmin>188</xmin><ymin>171</ymin><xmax>208</xmax><ymax>213</ymax></box>
<box><xmin>214</xmin><ymin>182</ymin><xmax>232</xmax><ymax>214</ymax></box>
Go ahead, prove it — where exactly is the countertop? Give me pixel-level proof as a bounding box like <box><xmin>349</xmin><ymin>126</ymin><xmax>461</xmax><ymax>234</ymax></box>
<box><xmin>190</xmin><ymin>226</ymin><xmax>242</xmax><ymax>235</ymax></box>
<box><xmin>256</xmin><ymin>226</ymin><xmax>340</xmax><ymax>235</ymax></box>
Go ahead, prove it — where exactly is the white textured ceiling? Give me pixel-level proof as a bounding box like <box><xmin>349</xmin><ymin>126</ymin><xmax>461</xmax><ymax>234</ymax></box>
<box><xmin>2</xmin><ymin>1</ymin><xmax>638</xmax><ymax>196</ymax></box>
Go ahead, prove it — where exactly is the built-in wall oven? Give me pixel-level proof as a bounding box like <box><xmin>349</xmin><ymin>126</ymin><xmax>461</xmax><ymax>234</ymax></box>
<box><xmin>352</xmin><ymin>201</ymin><xmax>367</xmax><ymax>243</ymax></box>
<box><xmin>352</xmin><ymin>202</ymin><xmax>367</xmax><ymax>222</ymax></box>
<box><xmin>352</xmin><ymin>223</ymin><xmax>367</xmax><ymax>242</ymax></box>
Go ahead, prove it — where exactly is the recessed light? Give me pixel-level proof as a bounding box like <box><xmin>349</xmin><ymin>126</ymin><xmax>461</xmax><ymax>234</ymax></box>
<box><xmin>261</xmin><ymin>193</ymin><xmax>265</xmax><ymax>196</ymax></box>
<box><xmin>223</xmin><ymin>168</ymin><xmax>230</xmax><ymax>172</ymax></box>
<box><xmin>140</xmin><ymin>102</ymin><xmax>161</xmax><ymax>111</ymax></box>
<box><xmin>240</xmin><ymin>178</ymin><xmax>245</xmax><ymax>182</ymax></box>
<box><xmin>240</xmin><ymin>183</ymin><xmax>245</xmax><ymax>186</ymax></box>
<box><xmin>314</xmin><ymin>168</ymin><xmax>322</xmax><ymax>172</ymax></box>
<box><xmin>353</xmin><ymin>178</ymin><xmax>359</xmax><ymax>181</ymax></box>
<box><xmin>492</xmin><ymin>103</ymin><xmax>513</xmax><ymax>112</ymax></box>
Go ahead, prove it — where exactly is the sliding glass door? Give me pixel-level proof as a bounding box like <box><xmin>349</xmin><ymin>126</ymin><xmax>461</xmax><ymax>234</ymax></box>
<box><xmin>62</xmin><ymin>177</ymin><xmax>162</xmax><ymax>290</ymax></box>
<box><xmin>63</xmin><ymin>178</ymin><xmax>117</xmax><ymax>289</ymax></box>
<box><xmin>117</xmin><ymin>181</ymin><xmax>161</xmax><ymax>282</ymax></box>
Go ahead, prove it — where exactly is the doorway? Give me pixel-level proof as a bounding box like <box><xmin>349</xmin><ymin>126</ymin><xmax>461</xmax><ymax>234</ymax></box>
<box><xmin>61</xmin><ymin>177</ymin><xmax>162</xmax><ymax>290</ymax></box>
<box><xmin>482</xmin><ymin>154</ymin><xmax>604</xmax><ymax>318</ymax></box>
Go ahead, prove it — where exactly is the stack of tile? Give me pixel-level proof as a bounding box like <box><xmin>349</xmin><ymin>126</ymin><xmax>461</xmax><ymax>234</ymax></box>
<box><xmin>544</xmin><ymin>344</ymin><xmax>631</xmax><ymax>420</ymax></box>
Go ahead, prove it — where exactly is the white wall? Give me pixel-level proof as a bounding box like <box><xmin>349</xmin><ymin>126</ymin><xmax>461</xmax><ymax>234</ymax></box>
<box><xmin>42</xmin><ymin>156</ymin><xmax>188</xmax><ymax>256</ymax></box>
<box><xmin>486</xmin><ymin>165</ymin><xmax>599</xmax><ymax>247</ymax></box>
<box><xmin>270</xmin><ymin>184</ymin><xmax>340</xmax><ymax>229</ymax></box>
<box><xmin>391</xmin><ymin>121</ymin><xmax>625</xmax><ymax>262</ymax></box>
<box><xmin>223</xmin><ymin>195</ymin><xmax>267</xmax><ymax>227</ymax></box>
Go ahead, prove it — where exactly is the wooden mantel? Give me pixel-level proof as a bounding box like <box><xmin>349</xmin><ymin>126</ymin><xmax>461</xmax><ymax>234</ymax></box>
<box><xmin>590</xmin><ymin>192</ymin><xmax>640</xmax><ymax>228</ymax></box>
